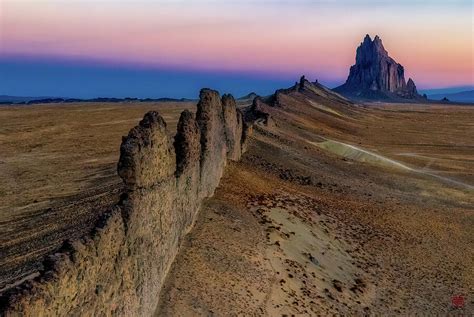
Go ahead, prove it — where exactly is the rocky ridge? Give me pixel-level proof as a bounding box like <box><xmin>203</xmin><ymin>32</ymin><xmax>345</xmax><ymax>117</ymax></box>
<box><xmin>0</xmin><ymin>89</ymin><xmax>258</xmax><ymax>316</ymax></box>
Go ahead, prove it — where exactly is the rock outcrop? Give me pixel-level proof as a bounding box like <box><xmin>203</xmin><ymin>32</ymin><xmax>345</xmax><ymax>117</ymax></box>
<box><xmin>195</xmin><ymin>89</ymin><xmax>227</xmax><ymax>198</ymax></box>
<box><xmin>244</xmin><ymin>97</ymin><xmax>274</xmax><ymax>127</ymax></box>
<box><xmin>264</xmin><ymin>75</ymin><xmax>351</xmax><ymax>109</ymax></box>
<box><xmin>405</xmin><ymin>78</ymin><xmax>418</xmax><ymax>98</ymax></box>
<box><xmin>0</xmin><ymin>89</ymin><xmax>255</xmax><ymax>316</ymax></box>
<box><xmin>335</xmin><ymin>34</ymin><xmax>422</xmax><ymax>101</ymax></box>
<box><xmin>222</xmin><ymin>94</ymin><xmax>244</xmax><ymax>161</ymax></box>
<box><xmin>118</xmin><ymin>112</ymin><xmax>175</xmax><ymax>189</ymax></box>
<box><xmin>174</xmin><ymin>110</ymin><xmax>200</xmax><ymax>178</ymax></box>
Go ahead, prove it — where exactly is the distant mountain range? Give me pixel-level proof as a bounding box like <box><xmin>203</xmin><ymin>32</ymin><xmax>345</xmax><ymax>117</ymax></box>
<box><xmin>0</xmin><ymin>95</ymin><xmax>195</xmax><ymax>104</ymax></box>
<box><xmin>425</xmin><ymin>90</ymin><xmax>474</xmax><ymax>103</ymax></box>
<box><xmin>0</xmin><ymin>95</ymin><xmax>55</xmax><ymax>103</ymax></box>
<box><xmin>0</xmin><ymin>93</ymin><xmax>260</xmax><ymax>105</ymax></box>
<box><xmin>419</xmin><ymin>86</ymin><xmax>474</xmax><ymax>95</ymax></box>
<box><xmin>2</xmin><ymin>85</ymin><xmax>473</xmax><ymax>106</ymax></box>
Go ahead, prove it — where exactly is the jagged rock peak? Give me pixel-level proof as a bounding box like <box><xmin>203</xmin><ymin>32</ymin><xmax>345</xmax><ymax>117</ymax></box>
<box><xmin>118</xmin><ymin>111</ymin><xmax>175</xmax><ymax>189</ymax></box>
<box><xmin>198</xmin><ymin>88</ymin><xmax>221</xmax><ymax>105</ymax></box>
<box><xmin>243</xmin><ymin>97</ymin><xmax>273</xmax><ymax>126</ymax></box>
<box><xmin>356</xmin><ymin>34</ymin><xmax>388</xmax><ymax>65</ymax></box>
<box><xmin>335</xmin><ymin>34</ymin><xmax>421</xmax><ymax>101</ymax></box>
<box><xmin>299</xmin><ymin>75</ymin><xmax>306</xmax><ymax>90</ymax></box>
<box><xmin>298</xmin><ymin>75</ymin><xmax>318</xmax><ymax>91</ymax></box>
<box><xmin>407</xmin><ymin>78</ymin><xmax>417</xmax><ymax>93</ymax></box>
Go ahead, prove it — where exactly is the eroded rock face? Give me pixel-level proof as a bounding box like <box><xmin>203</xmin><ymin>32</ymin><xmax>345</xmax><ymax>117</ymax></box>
<box><xmin>117</xmin><ymin>111</ymin><xmax>175</xmax><ymax>189</ymax></box>
<box><xmin>298</xmin><ymin>75</ymin><xmax>308</xmax><ymax>91</ymax></box>
<box><xmin>406</xmin><ymin>78</ymin><xmax>418</xmax><ymax>97</ymax></box>
<box><xmin>241</xmin><ymin>121</ymin><xmax>253</xmax><ymax>153</ymax></box>
<box><xmin>269</xmin><ymin>84</ymin><xmax>299</xmax><ymax>107</ymax></box>
<box><xmin>196</xmin><ymin>88</ymin><xmax>227</xmax><ymax>197</ymax></box>
<box><xmin>335</xmin><ymin>34</ymin><xmax>421</xmax><ymax>100</ymax></box>
<box><xmin>222</xmin><ymin>94</ymin><xmax>243</xmax><ymax>161</ymax></box>
<box><xmin>244</xmin><ymin>97</ymin><xmax>273</xmax><ymax>126</ymax></box>
<box><xmin>1</xmin><ymin>88</ymin><xmax>256</xmax><ymax>316</ymax></box>
<box><xmin>174</xmin><ymin>110</ymin><xmax>201</xmax><ymax>177</ymax></box>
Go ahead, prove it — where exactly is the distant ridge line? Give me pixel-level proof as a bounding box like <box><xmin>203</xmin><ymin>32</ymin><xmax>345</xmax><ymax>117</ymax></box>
<box><xmin>0</xmin><ymin>96</ymin><xmax>196</xmax><ymax>105</ymax></box>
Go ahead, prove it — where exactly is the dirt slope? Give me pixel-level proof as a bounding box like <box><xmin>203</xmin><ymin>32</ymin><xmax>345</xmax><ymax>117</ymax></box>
<box><xmin>157</xmin><ymin>83</ymin><xmax>473</xmax><ymax>315</ymax></box>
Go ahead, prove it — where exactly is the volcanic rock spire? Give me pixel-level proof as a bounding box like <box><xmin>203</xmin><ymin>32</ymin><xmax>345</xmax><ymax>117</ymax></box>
<box><xmin>335</xmin><ymin>34</ymin><xmax>422</xmax><ymax>100</ymax></box>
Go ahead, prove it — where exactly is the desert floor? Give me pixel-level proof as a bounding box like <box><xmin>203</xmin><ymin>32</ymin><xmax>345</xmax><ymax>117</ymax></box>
<box><xmin>1</xmin><ymin>98</ymin><xmax>473</xmax><ymax>315</ymax></box>
<box><xmin>0</xmin><ymin>101</ymin><xmax>193</xmax><ymax>291</ymax></box>
<box><xmin>157</xmin><ymin>99</ymin><xmax>474</xmax><ymax>315</ymax></box>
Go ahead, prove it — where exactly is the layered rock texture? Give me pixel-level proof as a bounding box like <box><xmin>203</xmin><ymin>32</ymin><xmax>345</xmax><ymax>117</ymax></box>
<box><xmin>335</xmin><ymin>35</ymin><xmax>422</xmax><ymax>101</ymax></box>
<box><xmin>0</xmin><ymin>89</ymin><xmax>252</xmax><ymax>316</ymax></box>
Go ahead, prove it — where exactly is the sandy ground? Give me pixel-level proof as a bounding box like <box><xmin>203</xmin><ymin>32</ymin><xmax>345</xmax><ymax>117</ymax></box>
<box><xmin>157</xmin><ymin>97</ymin><xmax>473</xmax><ymax>315</ymax></box>
<box><xmin>0</xmin><ymin>101</ymin><xmax>193</xmax><ymax>291</ymax></box>
<box><xmin>1</xmin><ymin>95</ymin><xmax>473</xmax><ymax>315</ymax></box>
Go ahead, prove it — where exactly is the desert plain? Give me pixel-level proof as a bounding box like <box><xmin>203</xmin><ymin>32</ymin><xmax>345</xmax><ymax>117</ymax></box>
<box><xmin>0</xmin><ymin>89</ymin><xmax>473</xmax><ymax>315</ymax></box>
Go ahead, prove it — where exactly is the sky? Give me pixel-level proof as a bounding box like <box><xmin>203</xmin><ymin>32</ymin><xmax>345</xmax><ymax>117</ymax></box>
<box><xmin>0</xmin><ymin>0</ymin><xmax>473</xmax><ymax>98</ymax></box>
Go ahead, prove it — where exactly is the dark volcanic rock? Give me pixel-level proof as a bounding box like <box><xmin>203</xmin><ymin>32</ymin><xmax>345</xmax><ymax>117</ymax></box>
<box><xmin>298</xmin><ymin>75</ymin><xmax>307</xmax><ymax>91</ymax></box>
<box><xmin>335</xmin><ymin>34</ymin><xmax>421</xmax><ymax>101</ymax></box>
<box><xmin>405</xmin><ymin>78</ymin><xmax>418</xmax><ymax>98</ymax></box>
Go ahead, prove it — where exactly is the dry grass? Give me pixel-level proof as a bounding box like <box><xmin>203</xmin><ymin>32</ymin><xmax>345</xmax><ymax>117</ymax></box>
<box><xmin>158</xmin><ymin>97</ymin><xmax>474</xmax><ymax>315</ymax></box>
<box><xmin>0</xmin><ymin>101</ymin><xmax>194</xmax><ymax>290</ymax></box>
<box><xmin>1</xmin><ymin>97</ymin><xmax>473</xmax><ymax>314</ymax></box>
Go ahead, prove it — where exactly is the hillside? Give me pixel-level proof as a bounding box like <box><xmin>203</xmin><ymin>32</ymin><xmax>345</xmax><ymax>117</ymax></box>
<box><xmin>159</xmin><ymin>80</ymin><xmax>474</xmax><ymax>315</ymax></box>
<box><xmin>0</xmin><ymin>81</ymin><xmax>473</xmax><ymax>315</ymax></box>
